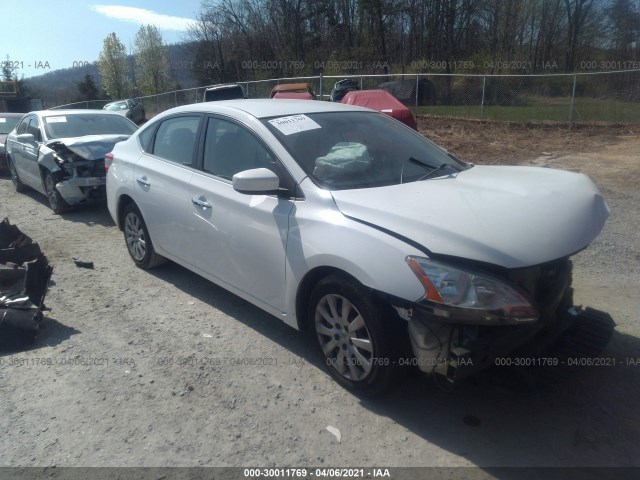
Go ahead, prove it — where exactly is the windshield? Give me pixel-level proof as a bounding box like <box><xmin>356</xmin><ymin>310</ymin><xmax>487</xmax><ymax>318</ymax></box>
<box><xmin>0</xmin><ymin>116</ymin><xmax>20</xmax><ymax>134</ymax></box>
<box><xmin>43</xmin><ymin>113</ymin><xmax>137</xmax><ymax>140</ymax></box>
<box><xmin>262</xmin><ymin>111</ymin><xmax>469</xmax><ymax>190</ymax></box>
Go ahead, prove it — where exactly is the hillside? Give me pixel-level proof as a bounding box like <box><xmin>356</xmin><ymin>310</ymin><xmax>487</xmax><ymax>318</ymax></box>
<box><xmin>25</xmin><ymin>43</ymin><xmax>198</xmax><ymax>108</ymax></box>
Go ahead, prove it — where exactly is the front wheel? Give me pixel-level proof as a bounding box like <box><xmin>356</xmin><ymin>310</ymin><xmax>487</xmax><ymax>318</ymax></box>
<box><xmin>309</xmin><ymin>274</ymin><xmax>399</xmax><ymax>395</ymax></box>
<box><xmin>122</xmin><ymin>203</ymin><xmax>166</xmax><ymax>269</ymax></box>
<box><xmin>43</xmin><ymin>171</ymin><xmax>69</xmax><ymax>214</ymax></box>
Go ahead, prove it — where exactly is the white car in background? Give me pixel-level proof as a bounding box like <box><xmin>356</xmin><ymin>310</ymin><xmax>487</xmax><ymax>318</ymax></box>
<box><xmin>6</xmin><ymin>110</ymin><xmax>137</xmax><ymax>213</ymax></box>
<box><xmin>106</xmin><ymin>100</ymin><xmax>613</xmax><ymax>394</ymax></box>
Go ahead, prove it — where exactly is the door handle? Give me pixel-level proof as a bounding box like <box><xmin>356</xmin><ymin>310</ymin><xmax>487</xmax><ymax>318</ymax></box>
<box><xmin>136</xmin><ymin>176</ymin><xmax>150</xmax><ymax>187</ymax></box>
<box><xmin>191</xmin><ymin>197</ymin><xmax>212</xmax><ymax>209</ymax></box>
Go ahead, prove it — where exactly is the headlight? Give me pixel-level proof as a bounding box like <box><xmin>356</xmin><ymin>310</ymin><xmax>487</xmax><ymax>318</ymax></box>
<box><xmin>406</xmin><ymin>256</ymin><xmax>538</xmax><ymax>322</ymax></box>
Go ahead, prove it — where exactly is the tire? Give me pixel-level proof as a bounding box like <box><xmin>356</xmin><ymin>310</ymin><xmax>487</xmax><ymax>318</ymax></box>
<box><xmin>43</xmin><ymin>171</ymin><xmax>70</xmax><ymax>214</ymax></box>
<box><xmin>122</xmin><ymin>203</ymin><xmax>166</xmax><ymax>269</ymax></box>
<box><xmin>309</xmin><ymin>274</ymin><xmax>399</xmax><ymax>395</ymax></box>
<box><xmin>7</xmin><ymin>157</ymin><xmax>26</xmax><ymax>193</ymax></box>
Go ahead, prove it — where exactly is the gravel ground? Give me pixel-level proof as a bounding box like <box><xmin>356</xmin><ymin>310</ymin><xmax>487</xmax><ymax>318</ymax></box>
<box><xmin>0</xmin><ymin>122</ymin><xmax>639</xmax><ymax>472</ymax></box>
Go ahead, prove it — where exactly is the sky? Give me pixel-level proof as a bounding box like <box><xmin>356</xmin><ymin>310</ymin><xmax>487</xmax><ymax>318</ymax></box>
<box><xmin>1</xmin><ymin>0</ymin><xmax>202</xmax><ymax>78</ymax></box>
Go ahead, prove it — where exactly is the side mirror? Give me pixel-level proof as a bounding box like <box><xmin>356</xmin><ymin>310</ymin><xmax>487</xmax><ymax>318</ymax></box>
<box><xmin>232</xmin><ymin>168</ymin><xmax>280</xmax><ymax>194</ymax></box>
<box><xmin>17</xmin><ymin>133</ymin><xmax>36</xmax><ymax>143</ymax></box>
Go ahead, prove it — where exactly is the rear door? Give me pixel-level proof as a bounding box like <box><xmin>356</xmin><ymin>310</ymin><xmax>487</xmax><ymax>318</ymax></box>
<box><xmin>132</xmin><ymin>114</ymin><xmax>202</xmax><ymax>262</ymax></box>
<box><xmin>188</xmin><ymin>116</ymin><xmax>294</xmax><ymax>313</ymax></box>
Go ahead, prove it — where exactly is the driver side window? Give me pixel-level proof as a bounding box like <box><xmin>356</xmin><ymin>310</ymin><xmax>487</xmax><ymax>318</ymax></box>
<box><xmin>202</xmin><ymin>118</ymin><xmax>275</xmax><ymax>180</ymax></box>
<box><xmin>16</xmin><ymin>116</ymin><xmax>30</xmax><ymax>135</ymax></box>
<box><xmin>27</xmin><ymin>118</ymin><xmax>41</xmax><ymax>141</ymax></box>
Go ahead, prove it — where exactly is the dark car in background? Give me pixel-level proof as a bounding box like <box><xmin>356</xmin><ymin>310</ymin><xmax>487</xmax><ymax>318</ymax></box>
<box><xmin>0</xmin><ymin>113</ymin><xmax>24</xmax><ymax>174</ymax></box>
<box><xmin>103</xmin><ymin>99</ymin><xmax>146</xmax><ymax>124</ymax></box>
<box><xmin>6</xmin><ymin>110</ymin><xmax>137</xmax><ymax>213</ymax></box>
<box><xmin>203</xmin><ymin>84</ymin><xmax>246</xmax><ymax>102</ymax></box>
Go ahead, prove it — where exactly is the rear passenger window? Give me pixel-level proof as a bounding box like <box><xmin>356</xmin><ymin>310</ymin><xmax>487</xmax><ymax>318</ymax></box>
<box><xmin>152</xmin><ymin>116</ymin><xmax>200</xmax><ymax>166</ymax></box>
<box><xmin>138</xmin><ymin>124</ymin><xmax>155</xmax><ymax>152</ymax></box>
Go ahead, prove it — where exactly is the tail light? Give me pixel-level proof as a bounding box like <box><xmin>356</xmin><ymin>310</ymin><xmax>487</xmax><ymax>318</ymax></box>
<box><xmin>105</xmin><ymin>152</ymin><xmax>114</xmax><ymax>172</ymax></box>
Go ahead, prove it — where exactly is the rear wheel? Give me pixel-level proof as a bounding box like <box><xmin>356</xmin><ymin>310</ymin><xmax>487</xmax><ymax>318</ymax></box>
<box><xmin>43</xmin><ymin>171</ymin><xmax>70</xmax><ymax>214</ymax></box>
<box><xmin>122</xmin><ymin>203</ymin><xmax>166</xmax><ymax>269</ymax></box>
<box><xmin>309</xmin><ymin>274</ymin><xmax>399</xmax><ymax>395</ymax></box>
<box><xmin>8</xmin><ymin>157</ymin><xmax>26</xmax><ymax>192</ymax></box>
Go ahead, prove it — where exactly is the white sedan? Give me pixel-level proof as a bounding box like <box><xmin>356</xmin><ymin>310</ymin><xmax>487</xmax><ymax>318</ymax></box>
<box><xmin>106</xmin><ymin>100</ymin><xmax>612</xmax><ymax>394</ymax></box>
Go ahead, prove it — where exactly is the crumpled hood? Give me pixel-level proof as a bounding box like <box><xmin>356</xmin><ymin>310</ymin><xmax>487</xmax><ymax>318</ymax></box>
<box><xmin>331</xmin><ymin>165</ymin><xmax>610</xmax><ymax>268</ymax></box>
<box><xmin>46</xmin><ymin>134</ymin><xmax>131</xmax><ymax>161</ymax></box>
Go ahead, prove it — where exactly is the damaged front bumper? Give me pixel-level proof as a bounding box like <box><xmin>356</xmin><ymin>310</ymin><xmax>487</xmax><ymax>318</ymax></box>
<box><xmin>41</xmin><ymin>140</ymin><xmax>110</xmax><ymax>206</ymax></box>
<box><xmin>398</xmin><ymin>259</ymin><xmax>615</xmax><ymax>384</ymax></box>
<box><xmin>0</xmin><ymin>218</ymin><xmax>53</xmax><ymax>332</ymax></box>
<box><xmin>55</xmin><ymin>175</ymin><xmax>106</xmax><ymax>206</ymax></box>
<box><xmin>406</xmin><ymin>306</ymin><xmax>615</xmax><ymax>384</ymax></box>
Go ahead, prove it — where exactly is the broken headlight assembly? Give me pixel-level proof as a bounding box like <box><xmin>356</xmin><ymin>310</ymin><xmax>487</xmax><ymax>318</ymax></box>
<box><xmin>406</xmin><ymin>256</ymin><xmax>539</xmax><ymax>324</ymax></box>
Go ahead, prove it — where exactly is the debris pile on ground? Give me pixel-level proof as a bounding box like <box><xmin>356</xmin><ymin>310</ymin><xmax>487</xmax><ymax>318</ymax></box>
<box><xmin>0</xmin><ymin>217</ymin><xmax>53</xmax><ymax>332</ymax></box>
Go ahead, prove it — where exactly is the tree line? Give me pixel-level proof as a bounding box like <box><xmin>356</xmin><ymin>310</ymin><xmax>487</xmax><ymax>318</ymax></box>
<box><xmin>185</xmin><ymin>0</ymin><xmax>640</xmax><ymax>85</ymax></box>
<box><xmin>7</xmin><ymin>0</ymin><xmax>640</xmax><ymax>106</ymax></box>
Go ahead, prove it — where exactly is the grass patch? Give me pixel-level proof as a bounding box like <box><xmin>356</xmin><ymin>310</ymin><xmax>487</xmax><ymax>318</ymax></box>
<box><xmin>414</xmin><ymin>97</ymin><xmax>640</xmax><ymax>123</ymax></box>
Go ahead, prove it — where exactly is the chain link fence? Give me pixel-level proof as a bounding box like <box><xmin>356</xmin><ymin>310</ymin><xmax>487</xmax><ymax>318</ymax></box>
<box><xmin>50</xmin><ymin>70</ymin><xmax>640</xmax><ymax>124</ymax></box>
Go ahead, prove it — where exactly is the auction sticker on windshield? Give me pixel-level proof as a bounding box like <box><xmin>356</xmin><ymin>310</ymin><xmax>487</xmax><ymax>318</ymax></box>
<box><xmin>46</xmin><ymin>116</ymin><xmax>67</xmax><ymax>123</ymax></box>
<box><xmin>268</xmin><ymin>114</ymin><xmax>321</xmax><ymax>136</ymax></box>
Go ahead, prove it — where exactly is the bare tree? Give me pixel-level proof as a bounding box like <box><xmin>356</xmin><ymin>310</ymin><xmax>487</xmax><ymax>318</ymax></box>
<box><xmin>565</xmin><ymin>0</ymin><xmax>596</xmax><ymax>71</ymax></box>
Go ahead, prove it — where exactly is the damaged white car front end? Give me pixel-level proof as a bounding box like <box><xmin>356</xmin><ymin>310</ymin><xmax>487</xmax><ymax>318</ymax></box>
<box><xmin>39</xmin><ymin>135</ymin><xmax>130</xmax><ymax>208</ymax></box>
<box><xmin>331</xmin><ymin>165</ymin><xmax>613</xmax><ymax>384</ymax></box>
<box><xmin>6</xmin><ymin>110</ymin><xmax>137</xmax><ymax>213</ymax></box>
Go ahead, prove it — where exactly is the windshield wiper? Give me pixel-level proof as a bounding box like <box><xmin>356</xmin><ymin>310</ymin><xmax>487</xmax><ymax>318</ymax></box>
<box><xmin>400</xmin><ymin>157</ymin><xmax>455</xmax><ymax>183</ymax></box>
<box><xmin>416</xmin><ymin>163</ymin><xmax>455</xmax><ymax>181</ymax></box>
<box><xmin>400</xmin><ymin>157</ymin><xmax>436</xmax><ymax>184</ymax></box>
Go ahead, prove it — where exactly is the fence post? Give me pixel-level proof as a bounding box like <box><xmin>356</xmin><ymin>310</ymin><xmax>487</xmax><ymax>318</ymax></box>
<box><xmin>175</xmin><ymin>91</ymin><xmax>178</xmax><ymax>107</ymax></box>
<box><xmin>415</xmin><ymin>74</ymin><xmax>419</xmax><ymax>107</ymax></box>
<box><xmin>480</xmin><ymin>75</ymin><xmax>486</xmax><ymax>118</ymax></box>
<box><xmin>569</xmin><ymin>74</ymin><xmax>577</xmax><ymax>122</ymax></box>
<box><xmin>319</xmin><ymin>73</ymin><xmax>323</xmax><ymax>101</ymax></box>
<box><xmin>360</xmin><ymin>76</ymin><xmax>363</xmax><ymax>91</ymax></box>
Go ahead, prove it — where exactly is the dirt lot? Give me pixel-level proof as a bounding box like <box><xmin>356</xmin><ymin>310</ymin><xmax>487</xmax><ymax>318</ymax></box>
<box><xmin>1</xmin><ymin>118</ymin><xmax>639</xmax><ymax>473</ymax></box>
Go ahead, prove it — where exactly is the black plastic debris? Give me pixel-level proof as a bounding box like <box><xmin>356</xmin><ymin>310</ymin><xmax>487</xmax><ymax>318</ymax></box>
<box><xmin>72</xmin><ymin>258</ymin><xmax>94</xmax><ymax>269</ymax></box>
<box><xmin>0</xmin><ymin>218</ymin><xmax>53</xmax><ymax>332</ymax></box>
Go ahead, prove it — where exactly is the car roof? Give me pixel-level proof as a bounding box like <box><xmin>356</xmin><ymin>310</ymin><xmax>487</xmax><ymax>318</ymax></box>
<box><xmin>160</xmin><ymin>99</ymin><xmax>373</xmax><ymax>120</ymax></box>
<box><xmin>205</xmin><ymin>84</ymin><xmax>243</xmax><ymax>91</ymax></box>
<box><xmin>271</xmin><ymin>83</ymin><xmax>313</xmax><ymax>93</ymax></box>
<box><xmin>31</xmin><ymin>109</ymin><xmax>126</xmax><ymax>117</ymax></box>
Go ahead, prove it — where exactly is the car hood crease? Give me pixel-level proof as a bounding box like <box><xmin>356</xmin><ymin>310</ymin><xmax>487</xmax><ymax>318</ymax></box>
<box><xmin>47</xmin><ymin>135</ymin><xmax>131</xmax><ymax>161</ymax></box>
<box><xmin>330</xmin><ymin>165</ymin><xmax>610</xmax><ymax>269</ymax></box>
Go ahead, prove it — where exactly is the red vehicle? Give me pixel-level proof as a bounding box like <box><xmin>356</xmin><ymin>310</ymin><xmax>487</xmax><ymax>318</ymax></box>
<box><xmin>273</xmin><ymin>91</ymin><xmax>315</xmax><ymax>100</ymax></box>
<box><xmin>341</xmin><ymin>89</ymin><xmax>418</xmax><ymax>130</ymax></box>
<box><xmin>270</xmin><ymin>83</ymin><xmax>316</xmax><ymax>99</ymax></box>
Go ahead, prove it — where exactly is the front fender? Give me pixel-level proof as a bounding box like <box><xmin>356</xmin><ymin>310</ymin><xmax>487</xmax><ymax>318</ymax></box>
<box><xmin>283</xmin><ymin>186</ymin><xmax>426</xmax><ymax>329</ymax></box>
<box><xmin>37</xmin><ymin>145</ymin><xmax>63</xmax><ymax>174</ymax></box>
